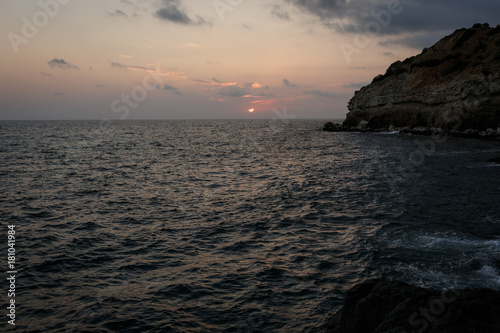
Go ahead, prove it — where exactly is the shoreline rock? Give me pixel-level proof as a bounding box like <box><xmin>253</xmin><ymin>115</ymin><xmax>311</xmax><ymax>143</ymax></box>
<box><xmin>340</xmin><ymin>23</ymin><xmax>500</xmax><ymax>137</ymax></box>
<box><xmin>487</xmin><ymin>156</ymin><xmax>500</xmax><ymax>163</ymax></box>
<box><xmin>322</xmin><ymin>122</ymin><xmax>344</xmax><ymax>132</ymax></box>
<box><xmin>322</xmin><ymin>121</ymin><xmax>500</xmax><ymax>139</ymax></box>
<box><xmin>325</xmin><ymin>279</ymin><xmax>500</xmax><ymax>333</ymax></box>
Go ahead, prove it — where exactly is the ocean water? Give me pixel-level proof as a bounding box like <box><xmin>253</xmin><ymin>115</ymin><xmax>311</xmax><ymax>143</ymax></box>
<box><xmin>1</xmin><ymin>119</ymin><xmax>499</xmax><ymax>332</ymax></box>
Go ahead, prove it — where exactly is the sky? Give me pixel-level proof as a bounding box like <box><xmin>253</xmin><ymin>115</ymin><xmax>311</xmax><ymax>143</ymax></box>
<box><xmin>1</xmin><ymin>0</ymin><xmax>499</xmax><ymax>120</ymax></box>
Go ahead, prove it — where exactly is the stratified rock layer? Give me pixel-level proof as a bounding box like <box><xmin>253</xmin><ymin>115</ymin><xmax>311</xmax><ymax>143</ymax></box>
<box><xmin>325</xmin><ymin>279</ymin><xmax>500</xmax><ymax>333</ymax></box>
<box><xmin>344</xmin><ymin>23</ymin><xmax>500</xmax><ymax>136</ymax></box>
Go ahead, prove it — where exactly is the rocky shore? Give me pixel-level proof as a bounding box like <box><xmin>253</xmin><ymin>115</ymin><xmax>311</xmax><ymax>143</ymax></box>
<box><xmin>325</xmin><ymin>279</ymin><xmax>500</xmax><ymax>333</ymax></box>
<box><xmin>325</xmin><ymin>23</ymin><xmax>500</xmax><ymax>139</ymax></box>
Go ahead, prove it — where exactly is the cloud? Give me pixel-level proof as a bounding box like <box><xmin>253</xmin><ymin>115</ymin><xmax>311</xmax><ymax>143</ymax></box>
<box><xmin>241</xmin><ymin>82</ymin><xmax>263</xmax><ymax>89</ymax></box>
<box><xmin>54</xmin><ymin>92</ymin><xmax>65</xmax><ymax>96</ymax></box>
<box><xmin>183</xmin><ymin>42</ymin><xmax>200</xmax><ymax>47</ymax></box>
<box><xmin>95</xmin><ymin>84</ymin><xmax>107</xmax><ymax>88</ymax></box>
<box><xmin>48</xmin><ymin>58</ymin><xmax>79</xmax><ymax>69</ymax></box>
<box><xmin>257</xmin><ymin>92</ymin><xmax>276</xmax><ymax>98</ymax></box>
<box><xmin>163</xmin><ymin>84</ymin><xmax>183</xmax><ymax>95</ymax></box>
<box><xmin>303</xmin><ymin>90</ymin><xmax>336</xmax><ymax>98</ymax></box>
<box><xmin>108</xmin><ymin>9</ymin><xmax>128</xmax><ymax>18</ymax></box>
<box><xmin>111</xmin><ymin>62</ymin><xmax>126</xmax><ymax>68</ymax></box>
<box><xmin>111</xmin><ymin>61</ymin><xmax>189</xmax><ymax>81</ymax></box>
<box><xmin>193</xmin><ymin>77</ymin><xmax>237</xmax><ymax>87</ymax></box>
<box><xmin>219</xmin><ymin>87</ymin><xmax>248</xmax><ymax>98</ymax></box>
<box><xmin>381</xmin><ymin>51</ymin><xmax>396</xmax><ymax>58</ymax></box>
<box><xmin>155</xmin><ymin>0</ymin><xmax>209</xmax><ymax>26</ymax></box>
<box><xmin>286</xmin><ymin>0</ymin><xmax>500</xmax><ymax>38</ymax></box>
<box><xmin>271</xmin><ymin>5</ymin><xmax>291</xmax><ymax>21</ymax></box>
<box><xmin>379</xmin><ymin>31</ymin><xmax>449</xmax><ymax>49</ymax></box>
<box><xmin>343</xmin><ymin>82</ymin><xmax>369</xmax><ymax>89</ymax></box>
<box><xmin>40</xmin><ymin>71</ymin><xmax>53</xmax><ymax>76</ymax></box>
<box><xmin>283</xmin><ymin>78</ymin><xmax>297</xmax><ymax>87</ymax></box>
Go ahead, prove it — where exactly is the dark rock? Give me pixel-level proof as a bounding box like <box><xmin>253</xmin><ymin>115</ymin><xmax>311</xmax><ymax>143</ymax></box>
<box><xmin>326</xmin><ymin>279</ymin><xmax>500</xmax><ymax>333</ymax></box>
<box><xmin>343</xmin><ymin>23</ymin><xmax>500</xmax><ymax>136</ymax></box>
<box><xmin>323</xmin><ymin>122</ymin><xmax>344</xmax><ymax>132</ymax></box>
<box><xmin>487</xmin><ymin>156</ymin><xmax>500</xmax><ymax>163</ymax></box>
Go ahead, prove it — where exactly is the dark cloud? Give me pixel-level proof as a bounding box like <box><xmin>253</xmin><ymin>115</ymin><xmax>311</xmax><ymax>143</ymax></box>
<box><xmin>258</xmin><ymin>92</ymin><xmax>276</xmax><ymax>98</ymax></box>
<box><xmin>155</xmin><ymin>0</ymin><xmax>209</xmax><ymax>26</ymax></box>
<box><xmin>110</xmin><ymin>62</ymin><xmax>151</xmax><ymax>71</ymax></box>
<box><xmin>48</xmin><ymin>58</ymin><xmax>79</xmax><ymax>69</ymax></box>
<box><xmin>219</xmin><ymin>87</ymin><xmax>248</xmax><ymax>98</ymax></box>
<box><xmin>108</xmin><ymin>9</ymin><xmax>128</xmax><ymax>18</ymax></box>
<box><xmin>95</xmin><ymin>84</ymin><xmax>107</xmax><ymax>88</ymax></box>
<box><xmin>303</xmin><ymin>90</ymin><xmax>336</xmax><ymax>98</ymax></box>
<box><xmin>271</xmin><ymin>5</ymin><xmax>291</xmax><ymax>21</ymax></box>
<box><xmin>378</xmin><ymin>31</ymin><xmax>448</xmax><ymax>49</ymax></box>
<box><xmin>111</xmin><ymin>62</ymin><xmax>125</xmax><ymax>68</ymax></box>
<box><xmin>40</xmin><ymin>71</ymin><xmax>53</xmax><ymax>76</ymax></box>
<box><xmin>54</xmin><ymin>92</ymin><xmax>65</xmax><ymax>96</ymax></box>
<box><xmin>381</xmin><ymin>51</ymin><xmax>396</xmax><ymax>58</ymax></box>
<box><xmin>283</xmin><ymin>78</ymin><xmax>297</xmax><ymax>87</ymax></box>
<box><xmin>241</xmin><ymin>82</ymin><xmax>255</xmax><ymax>89</ymax></box>
<box><xmin>286</xmin><ymin>0</ymin><xmax>500</xmax><ymax>40</ymax></box>
<box><xmin>164</xmin><ymin>84</ymin><xmax>183</xmax><ymax>95</ymax></box>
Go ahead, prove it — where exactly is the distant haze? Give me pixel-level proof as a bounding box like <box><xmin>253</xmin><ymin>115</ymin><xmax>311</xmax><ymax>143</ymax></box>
<box><xmin>1</xmin><ymin>0</ymin><xmax>499</xmax><ymax>120</ymax></box>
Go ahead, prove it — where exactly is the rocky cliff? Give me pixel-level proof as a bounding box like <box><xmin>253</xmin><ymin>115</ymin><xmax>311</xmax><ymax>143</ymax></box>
<box><xmin>343</xmin><ymin>23</ymin><xmax>500</xmax><ymax>137</ymax></box>
<box><xmin>326</xmin><ymin>279</ymin><xmax>500</xmax><ymax>333</ymax></box>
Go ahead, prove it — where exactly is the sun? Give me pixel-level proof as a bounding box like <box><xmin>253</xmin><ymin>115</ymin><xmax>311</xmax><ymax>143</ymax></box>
<box><xmin>248</xmin><ymin>108</ymin><xmax>254</xmax><ymax>113</ymax></box>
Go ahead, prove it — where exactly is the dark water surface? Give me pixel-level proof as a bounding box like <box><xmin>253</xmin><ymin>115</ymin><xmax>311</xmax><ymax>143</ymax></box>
<box><xmin>1</xmin><ymin>120</ymin><xmax>499</xmax><ymax>332</ymax></box>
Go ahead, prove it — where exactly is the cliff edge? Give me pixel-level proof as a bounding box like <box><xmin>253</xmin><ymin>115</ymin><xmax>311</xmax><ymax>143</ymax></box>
<box><xmin>343</xmin><ymin>23</ymin><xmax>500</xmax><ymax>137</ymax></box>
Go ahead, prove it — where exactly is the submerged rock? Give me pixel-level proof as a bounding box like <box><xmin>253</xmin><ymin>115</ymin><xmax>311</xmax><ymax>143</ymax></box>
<box><xmin>343</xmin><ymin>23</ymin><xmax>500</xmax><ymax>137</ymax></box>
<box><xmin>325</xmin><ymin>279</ymin><xmax>500</xmax><ymax>333</ymax></box>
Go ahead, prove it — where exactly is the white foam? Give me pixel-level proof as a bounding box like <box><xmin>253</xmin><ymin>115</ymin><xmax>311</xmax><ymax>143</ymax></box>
<box><xmin>477</xmin><ymin>265</ymin><xmax>500</xmax><ymax>288</ymax></box>
<box><xmin>395</xmin><ymin>233</ymin><xmax>500</xmax><ymax>251</ymax></box>
<box><xmin>390</xmin><ymin>232</ymin><xmax>500</xmax><ymax>290</ymax></box>
<box><xmin>374</xmin><ymin>131</ymin><xmax>400</xmax><ymax>135</ymax></box>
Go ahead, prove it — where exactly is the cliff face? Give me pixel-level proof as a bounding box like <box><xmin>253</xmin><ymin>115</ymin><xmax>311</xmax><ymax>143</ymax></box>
<box><xmin>344</xmin><ymin>23</ymin><xmax>500</xmax><ymax>135</ymax></box>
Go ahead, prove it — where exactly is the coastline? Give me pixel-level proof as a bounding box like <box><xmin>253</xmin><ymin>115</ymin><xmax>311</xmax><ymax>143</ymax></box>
<box><xmin>322</xmin><ymin>121</ymin><xmax>500</xmax><ymax>140</ymax></box>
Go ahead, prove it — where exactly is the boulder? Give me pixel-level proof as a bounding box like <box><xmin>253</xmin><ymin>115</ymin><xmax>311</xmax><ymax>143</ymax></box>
<box><xmin>326</xmin><ymin>279</ymin><xmax>500</xmax><ymax>333</ymax></box>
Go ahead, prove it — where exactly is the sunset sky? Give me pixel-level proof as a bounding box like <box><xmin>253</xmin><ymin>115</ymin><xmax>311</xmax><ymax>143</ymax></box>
<box><xmin>1</xmin><ymin>0</ymin><xmax>499</xmax><ymax>120</ymax></box>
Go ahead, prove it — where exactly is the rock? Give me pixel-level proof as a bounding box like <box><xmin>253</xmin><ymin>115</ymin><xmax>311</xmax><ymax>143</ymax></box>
<box><xmin>487</xmin><ymin>156</ymin><xmax>500</xmax><ymax>163</ymax></box>
<box><xmin>325</xmin><ymin>279</ymin><xmax>500</xmax><ymax>333</ymax></box>
<box><xmin>323</xmin><ymin>122</ymin><xmax>344</xmax><ymax>132</ymax></box>
<box><xmin>343</xmin><ymin>23</ymin><xmax>500</xmax><ymax>136</ymax></box>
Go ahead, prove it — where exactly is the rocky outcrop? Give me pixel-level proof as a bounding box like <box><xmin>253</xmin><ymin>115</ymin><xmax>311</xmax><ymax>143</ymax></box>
<box><xmin>326</xmin><ymin>279</ymin><xmax>500</xmax><ymax>333</ymax></box>
<box><xmin>323</xmin><ymin>122</ymin><xmax>344</xmax><ymax>132</ymax></box>
<box><xmin>344</xmin><ymin>23</ymin><xmax>500</xmax><ymax>138</ymax></box>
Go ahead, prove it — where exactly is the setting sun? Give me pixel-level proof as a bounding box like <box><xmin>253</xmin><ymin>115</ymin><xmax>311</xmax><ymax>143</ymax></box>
<box><xmin>248</xmin><ymin>108</ymin><xmax>254</xmax><ymax>113</ymax></box>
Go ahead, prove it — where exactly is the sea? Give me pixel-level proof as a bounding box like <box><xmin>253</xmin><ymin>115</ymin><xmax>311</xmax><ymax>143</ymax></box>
<box><xmin>1</xmin><ymin>119</ymin><xmax>500</xmax><ymax>332</ymax></box>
